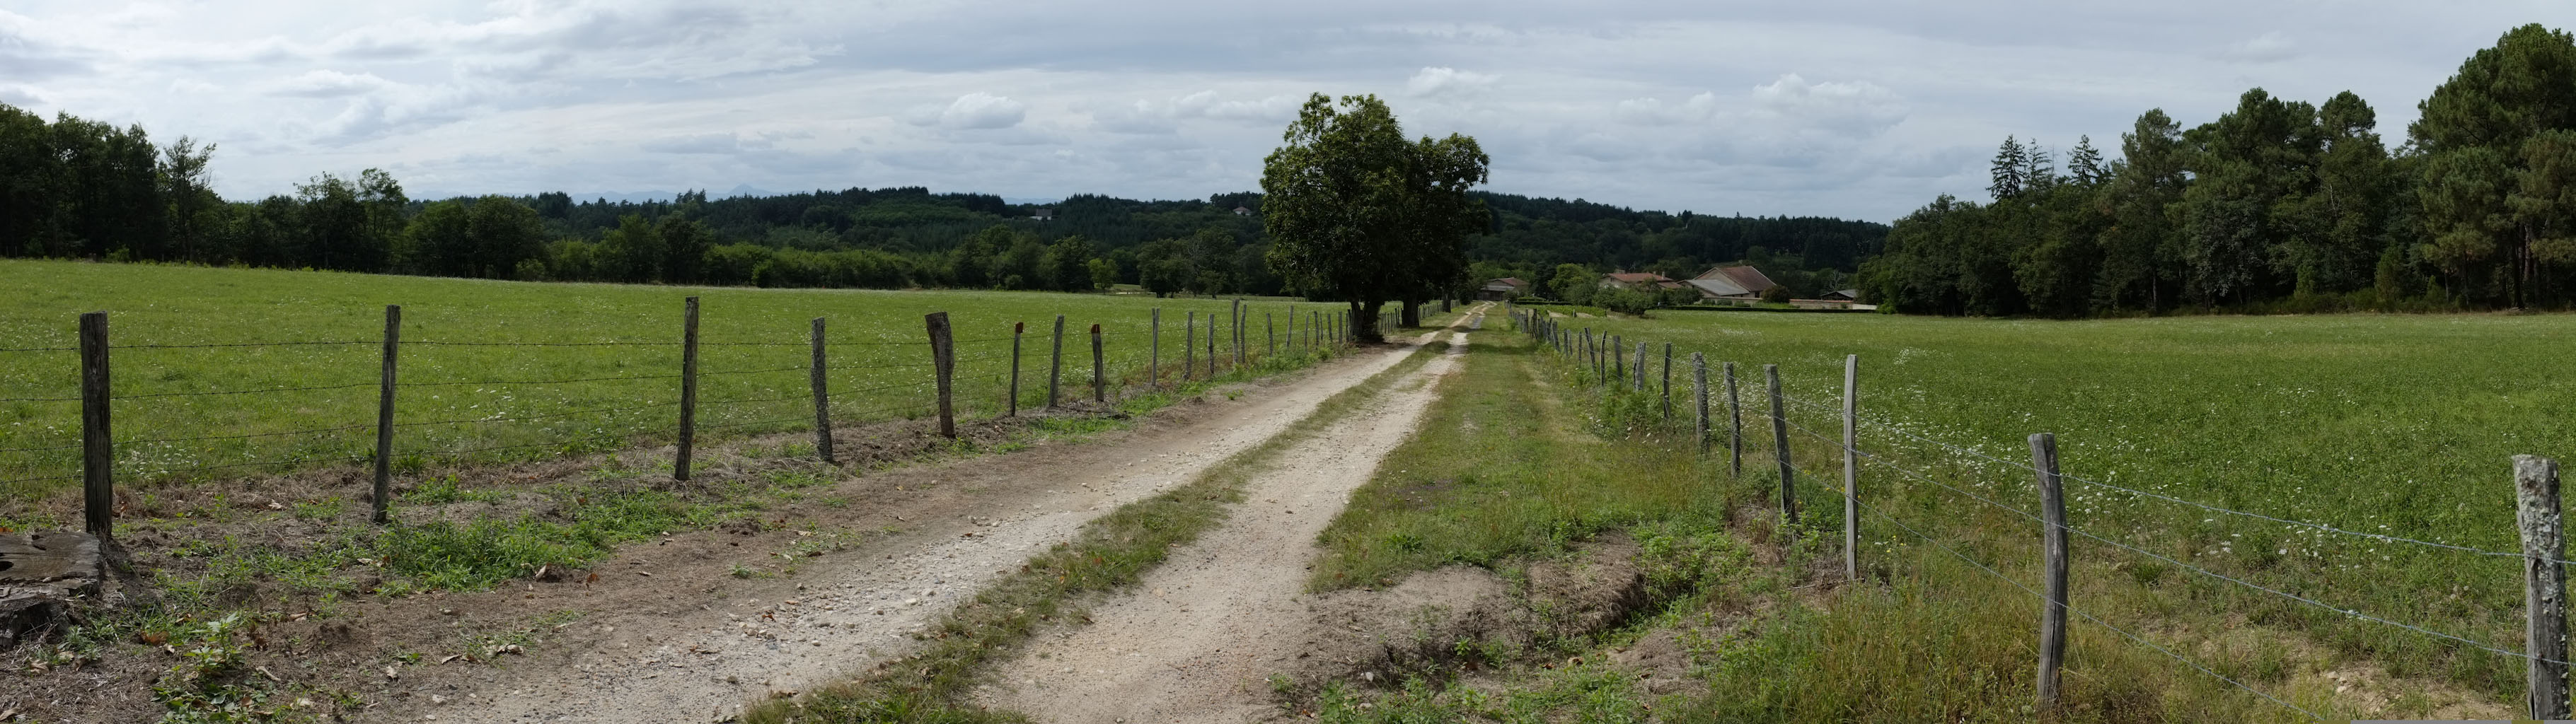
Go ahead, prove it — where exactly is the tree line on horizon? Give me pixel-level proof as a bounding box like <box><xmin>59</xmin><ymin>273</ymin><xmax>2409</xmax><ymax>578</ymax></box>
<box><xmin>1863</xmin><ymin>23</ymin><xmax>2576</xmax><ymax>316</ymax></box>
<box><xmin>0</xmin><ymin>100</ymin><xmax>1882</xmax><ymax>301</ymax></box>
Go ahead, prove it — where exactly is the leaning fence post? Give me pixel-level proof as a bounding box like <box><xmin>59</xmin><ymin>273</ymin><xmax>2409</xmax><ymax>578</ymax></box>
<box><xmin>1008</xmin><ymin>322</ymin><xmax>1024</xmax><ymax>415</ymax></box>
<box><xmin>372</xmin><ymin>305</ymin><xmax>400</xmax><ymax>524</ymax></box>
<box><xmin>2032</xmin><ymin>432</ymin><xmax>2069</xmax><ymax>712</ymax></box>
<box><xmin>1691</xmin><ymin>353</ymin><xmax>1709</xmax><ymax>452</ymax></box>
<box><xmin>1090</xmin><ymin>324</ymin><xmax>1105</xmax><ymax>403</ymax></box>
<box><xmin>927</xmin><ymin>312</ymin><xmax>956</xmax><ymax>438</ymax></box>
<box><xmin>809</xmin><ymin>317</ymin><xmax>836</xmax><ymax>463</ymax></box>
<box><xmin>2517</xmin><ymin>454</ymin><xmax>2570</xmax><ymax>719</ymax></box>
<box><xmin>79</xmin><ymin>311</ymin><xmax>111</xmax><ymax>539</ymax></box>
<box><xmin>1047</xmin><ymin>315</ymin><xmax>1065</xmax><ymax>408</ymax></box>
<box><xmin>676</xmin><ymin>296</ymin><xmax>700</xmax><ymax>481</ymax></box>
<box><xmin>1842</xmin><ymin>354</ymin><xmax>1859</xmax><ymax>580</ymax></box>
<box><xmin>1766</xmin><ymin>364</ymin><xmax>1794</xmax><ymax>544</ymax></box>
<box><xmin>1612</xmin><ymin>335</ymin><xmax>1624</xmax><ymax>386</ymax></box>
<box><xmin>1661</xmin><ymin>342</ymin><xmax>1673</xmax><ymax>419</ymax></box>
<box><xmin>1726</xmin><ymin>361</ymin><xmax>1744</xmax><ymax>477</ymax></box>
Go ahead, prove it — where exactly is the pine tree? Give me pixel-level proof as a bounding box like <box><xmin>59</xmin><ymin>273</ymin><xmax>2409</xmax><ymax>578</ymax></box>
<box><xmin>2023</xmin><ymin>139</ymin><xmax>2058</xmax><ymax>193</ymax></box>
<box><xmin>2069</xmin><ymin>135</ymin><xmax>2107</xmax><ymax>187</ymax></box>
<box><xmin>1989</xmin><ymin>135</ymin><xmax>2028</xmax><ymax>200</ymax></box>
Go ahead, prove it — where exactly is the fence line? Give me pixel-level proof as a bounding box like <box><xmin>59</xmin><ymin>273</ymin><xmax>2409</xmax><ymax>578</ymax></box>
<box><xmin>1508</xmin><ymin>309</ymin><xmax>2563</xmax><ymax>718</ymax></box>
<box><xmin>4</xmin><ymin>299</ymin><xmax>1381</xmax><ymax>535</ymax></box>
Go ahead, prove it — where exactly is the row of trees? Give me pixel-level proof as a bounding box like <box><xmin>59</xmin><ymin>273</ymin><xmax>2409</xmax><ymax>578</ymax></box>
<box><xmin>0</xmin><ymin>98</ymin><xmax>1871</xmax><ymax>308</ymax></box>
<box><xmin>1864</xmin><ymin>23</ymin><xmax>2576</xmax><ymax>315</ymax></box>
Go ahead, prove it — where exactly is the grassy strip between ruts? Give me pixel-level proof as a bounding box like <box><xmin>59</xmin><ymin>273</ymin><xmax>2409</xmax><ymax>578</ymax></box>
<box><xmin>742</xmin><ymin>333</ymin><xmax>1452</xmax><ymax>724</ymax></box>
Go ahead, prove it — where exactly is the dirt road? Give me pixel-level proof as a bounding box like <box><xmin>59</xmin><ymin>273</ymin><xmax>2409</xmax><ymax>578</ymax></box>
<box><xmin>389</xmin><ymin>317</ymin><xmax>1457</xmax><ymax>724</ymax></box>
<box><xmin>977</xmin><ymin>322</ymin><xmax>1475</xmax><ymax>722</ymax></box>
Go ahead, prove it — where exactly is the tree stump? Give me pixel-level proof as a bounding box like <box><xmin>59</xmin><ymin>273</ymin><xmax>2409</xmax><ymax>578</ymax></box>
<box><xmin>0</xmin><ymin>531</ymin><xmax>105</xmax><ymax>647</ymax></box>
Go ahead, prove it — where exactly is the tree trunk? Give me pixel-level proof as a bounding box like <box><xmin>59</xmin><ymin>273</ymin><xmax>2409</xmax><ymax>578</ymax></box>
<box><xmin>1401</xmin><ymin>300</ymin><xmax>1421</xmax><ymax>327</ymax></box>
<box><xmin>1356</xmin><ymin>300</ymin><xmax>1386</xmax><ymax>342</ymax></box>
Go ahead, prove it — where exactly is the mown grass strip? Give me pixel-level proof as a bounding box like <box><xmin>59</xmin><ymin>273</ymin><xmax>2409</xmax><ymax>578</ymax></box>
<box><xmin>746</xmin><ymin>336</ymin><xmax>1450</xmax><ymax>723</ymax></box>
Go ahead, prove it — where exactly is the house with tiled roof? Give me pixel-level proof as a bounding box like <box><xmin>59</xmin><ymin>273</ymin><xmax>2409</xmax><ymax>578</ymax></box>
<box><xmin>1598</xmin><ymin>271</ymin><xmax>1678</xmax><ymax>292</ymax></box>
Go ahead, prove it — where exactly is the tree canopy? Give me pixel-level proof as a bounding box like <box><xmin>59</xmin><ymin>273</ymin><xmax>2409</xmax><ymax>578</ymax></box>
<box><xmin>1259</xmin><ymin>93</ymin><xmax>1489</xmax><ymax>340</ymax></box>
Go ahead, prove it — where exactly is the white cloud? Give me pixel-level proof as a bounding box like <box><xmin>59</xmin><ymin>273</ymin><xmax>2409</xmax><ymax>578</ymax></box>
<box><xmin>1750</xmin><ymin>74</ymin><xmax>1906</xmax><ymax>136</ymax></box>
<box><xmin>1405</xmin><ymin>66</ymin><xmax>1497</xmax><ymax>98</ymax></box>
<box><xmin>908</xmin><ymin>92</ymin><xmax>1027</xmax><ymax>130</ymax></box>
<box><xmin>1092</xmin><ymin>90</ymin><xmax>1302</xmax><ymax>134</ymax></box>
<box><xmin>2217</xmin><ymin>31</ymin><xmax>2298</xmax><ymax>64</ymax></box>
<box><xmin>267</xmin><ymin>70</ymin><xmax>393</xmax><ymax>98</ymax></box>
<box><xmin>1616</xmin><ymin>93</ymin><xmax>1717</xmax><ymax>125</ymax></box>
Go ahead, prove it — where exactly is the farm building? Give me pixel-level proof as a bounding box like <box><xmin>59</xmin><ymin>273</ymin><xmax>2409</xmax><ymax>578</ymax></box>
<box><xmin>1478</xmin><ymin>277</ymin><xmax>1530</xmax><ymax>300</ymax></box>
<box><xmin>1685</xmin><ymin>265</ymin><xmax>1778</xmax><ymax>302</ymax></box>
<box><xmin>1820</xmin><ymin>288</ymin><xmax>1860</xmax><ymax>301</ymax></box>
<box><xmin>1598</xmin><ymin>271</ymin><xmax>1683</xmax><ymax>292</ymax></box>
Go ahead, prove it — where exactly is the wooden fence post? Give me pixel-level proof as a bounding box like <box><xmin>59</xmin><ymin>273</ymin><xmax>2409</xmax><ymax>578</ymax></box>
<box><xmin>1726</xmin><ymin>361</ymin><xmax>1743</xmax><ymax>477</ymax></box>
<box><xmin>1234</xmin><ymin>299</ymin><xmax>1245</xmax><ymax>368</ymax></box>
<box><xmin>1047</xmin><ymin>315</ymin><xmax>1064</xmax><ymax>408</ymax></box>
<box><xmin>79</xmin><ymin>311</ymin><xmax>111</xmax><ymax>539</ymax></box>
<box><xmin>2517</xmin><ymin>454</ymin><xmax>2570</xmax><ymax>720</ymax></box>
<box><xmin>1767</xmin><ymin>363</ymin><xmax>1794</xmax><ymax>544</ymax></box>
<box><xmin>926</xmin><ymin>312</ymin><xmax>956</xmax><ymax>438</ymax></box>
<box><xmin>1612</xmin><ymin>335</ymin><xmax>1624</xmax><ymax>386</ymax></box>
<box><xmin>1692</xmin><ymin>353</ymin><xmax>1709</xmax><ymax>452</ymax></box>
<box><xmin>1842</xmin><ymin>354</ymin><xmax>1859</xmax><ymax>580</ymax></box>
<box><xmin>1009</xmin><ymin>322</ymin><xmax>1024</xmax><ymax>415</ymax></box>
<box><xmin>675</xmin><ymin>296</ymin><xmax>699</xmax><ymax>481</ymax></box>
<box><xmin>1267</xmin><ymin>312</ymin><xmax>1275</xmax><ymax>360</ymax></box>
<box><xmin>809</xmin><ymin>317</ymin><xmax>836</xmax><ymax>463</ymax></box>
<box><xmin>1150</xmin><ymin>309</ymin><xmax>1160</xmax><ymax>390</ymax></box>
<box><xmin>1185</xmin><ymin>311</ymin><xmax>1196</xmax><ymax>381</ymax></box>
<box><xmin>1661</xmin><ymin>342</ymin><xmax>1673</xmax><ymax>419</ymax></box>
<box><xmin>1091</xmin><ymin>324</ymin><xmax>1105</xmax><ymax>402</ymax></box>
<box><xmin>2031</xmin><ymin>432</ymin><xmax>2069</xmax><ymax>711</ymax></box>
<box><xmin>1634</xmin><ymin>341</ymin><xmax>1647</xmax><ymax>391</ymax></box>
<box><xmin>373</xmin><ymin>305</ymin><xmax>400</xmax><ymax>524</ymax></box>
<box><xmin>1206</xmin><ymin>312</ymin><xmax>1217</xmax><ymax>377</ymax></box>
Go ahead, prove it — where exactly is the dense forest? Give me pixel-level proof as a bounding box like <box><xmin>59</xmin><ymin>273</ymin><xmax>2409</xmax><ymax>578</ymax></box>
<box><xmin>1863</xmin><ymin>23</ymin><xmax>2576</xmax><ymax>316</ymax></box>
<box><xmin>0</xmin><ymin>99</ymin><xmax>1882</xmax><ymax>300</ymax></box>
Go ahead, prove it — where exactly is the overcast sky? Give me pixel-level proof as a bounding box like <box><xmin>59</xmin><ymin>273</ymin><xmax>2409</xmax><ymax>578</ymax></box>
<box><xmin>0</xmin><ymin>1</ymin><xmax>2556</xmax><ymax>221</ymax></box>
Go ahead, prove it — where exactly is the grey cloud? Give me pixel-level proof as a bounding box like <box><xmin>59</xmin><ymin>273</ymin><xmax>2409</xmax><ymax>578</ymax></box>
<box><xmin>641</xmin><ymin>133</ymin><xmax>759</xmax><ymax>154</ymax></box>
<box><xmin>267</xmin><ymin>70</ymin><xmax>393</xmax><ymax>98</ymax></box>
<box><xmin>2216</xmin><ymin>31</ymin><xmax>2298</xmax><ymax>64</ymax></box>
<box><xmin>908</xmin><ymin>93</ymin><xmax>1027</xmax><ymax>130</ymax></box>
<box><xmin>1405</xmin><ymin>66</ymin><xmax>1498</xmax><ymax>98</ymax></box>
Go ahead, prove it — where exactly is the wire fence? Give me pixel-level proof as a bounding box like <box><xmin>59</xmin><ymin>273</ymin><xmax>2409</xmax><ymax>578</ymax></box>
<box><xmin>1508</xmin><ymin>305</ymin><xmax>2565</xmax><ymax>720</ymax></box>
<box><xmin>6</xmin><ymin>298</ymin><xmax>1389</xmax><ymax>537</ymax></box>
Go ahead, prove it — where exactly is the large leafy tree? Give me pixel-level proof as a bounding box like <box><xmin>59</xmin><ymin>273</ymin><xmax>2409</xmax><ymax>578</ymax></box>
<box><xmin>1260</xmin><ymin>93</ymin><xmax>1489</xmax><ymax>341</ymax></box>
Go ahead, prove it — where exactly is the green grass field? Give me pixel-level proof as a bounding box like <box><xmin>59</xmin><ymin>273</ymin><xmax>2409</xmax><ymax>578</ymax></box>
<box><xmin>0</xmin><ymin>260</ymin><xmax>1350</xmax><ymax>501</ymax></box>
<box><xmin>1522</xmin><ymin>307</ymin><xmax>2572</xmax><ymax>713</ymax></box>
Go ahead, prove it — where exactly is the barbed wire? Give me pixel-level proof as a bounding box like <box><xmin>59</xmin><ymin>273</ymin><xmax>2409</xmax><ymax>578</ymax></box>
<box><xmin>408</xmin><ymin>339</ymin><xmax>675</xmax><ymax>347</ymax></box>
<box><xmin>702</xmin><ymin>394</ymin><xmax>809</xmax><ymax>407</ymax></box>
<box><xmin>110</xmin><ymin>381</ymin><xmax>377</xmax><ymax>400</ymax></box>
<box><xmin>0</xmin><ymin>346</ymin><xmax>74</xmax><ymax>354</ymax></box>
<box><xmin>700</xmin><ymin>416</ymin><xmax>810</xmax><ymax>431</ymax></box>
<box><xmin>1849</xmin><ymin>488</ymin><xmax>2327</xmax><ymax>721</ymax></box>
<box><xmin>411</xmin><ymin>432</ymin><xmax>642</xmax><ymax>457</ymax></box>
<box><xmin>0</xmin><ymin>473</ymin><xmax>76</xmax><ymax>486</ymax></box>
<box><xmin>699</xmin><ymin>364</ymin><xmax>809</xmax><ymax>378</ymax></box>
<box><xmin>122</xmin><ymin>424</ymin><xmax>376</xmax><ymax>447</ymax></box>
<box><xmin>406</xmin><ymin>373</ymin><xmax>681</xmax><ymax>387</ymax></box>
<box><xmin>129</xmin><ymin>453</ymin><xmax>376</xmax><ymax>478</ymax></box>
<box><xmin>117</xmin><ymin>340</ymin><xmax>374</xmax><ymax>349</ymax></box>
<box><xmin>0</xmin><ymin>441</ymin><xmax>79</xmax><ymax>454</ymax></box>
<box><xmin>396</xmin><ymin>400</ymin><xmax>681</xmax><ymax>428</ymax></box>
<box><xmin>0</xmin><ymin>395</ymin><xmax>83</xmax><ymax>404</ymax></box>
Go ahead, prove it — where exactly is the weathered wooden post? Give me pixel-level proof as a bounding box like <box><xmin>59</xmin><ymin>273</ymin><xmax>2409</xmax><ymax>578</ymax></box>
<box><xmin>1090</xmin><ymin>323</ymin><xmax>1105</xmax><ymax>402</ymax></box>
<box><xmin>1691</xmin><ymin>353</ymin><xmax>1709</xmax><ymax>453</ymax></box>
<box><xmin>926</xmin><ymin>312</ymin><xmax>956</xmax><ymax>438</ymax></box>
<box><xmin>1206</xmin><ymin>312</ymin><xmax>1217</xmax><ymax>377</ymax></box>
<box><xmin>1661</xmin><ymin>342</ymin><xmax>1673</xmax><ymax>419</ymax></box>
<box><xmin>1612</xmin><ymin>335</ymin><xmax>1624</xmax><ymax>385</ymax></box>
<box><xmin>1266</xmin><ymin>312</ymin><xmax>1275</xmax><ymax>359</ymax></box>
<box><xmin>79</xmin><ymin>311</ymin><xmax>111</xmax><ymax>538</ymax></box>
<box><xmin>1726</xmin><ymin>361</ymin><xmax>1744</xmax><ymax>477</ymax></box>
<box><xmin>1634</xmin><ymin>341</ymin><xmax>1647</xmax><ymax>391</ymax></box>
<box><xmin>2031</xmin><ymin>432</ymin><xmax>2069</xmax><ymax>712</ymax></box>
<box><xmin>1047</xmin><ymin>315</ymin><xmax>1065</xmax><ymax>408</ymax></box>
<box><xmin>1008</xmin><ymin>322</ymin><xmax>1025</xmax><ymax>414</ymax></box>
<box><xmin>373</xmin><ymin>305</ymin><xmax>400</xmax><ymax>524</ymax></box>
<box><xmin>1842</xmin><ymin>354</ymin><xmax>1859</xmax><ymax>580</ymax></box>
<box><xmin>2517</xmin><ymin>454</ymin><xmax>2570</xmax><ymax>720</ymax></box>
<box><xmin>1184</xmin><ymin>311</ymin><xmax>1196</xmax><ymax>381</ymax></box>
<box><xmin>809</xmin><ymin>317</ymin><xmax>835</xmax><ymax>465</ymax></box>
<box><xmin>1767</xmin><ymin>364</ymin><xmax>1794</xmax><ymax>544</ymax></box>
<box><xmin>1149</xmin><ymin>309</ymin><xmax>1160</xmax><ymax>390</ymax></box>
<box><xmin>675</xmin><ymin>296</ymin><xmax>700</xmax><ymax>481</ymax></box>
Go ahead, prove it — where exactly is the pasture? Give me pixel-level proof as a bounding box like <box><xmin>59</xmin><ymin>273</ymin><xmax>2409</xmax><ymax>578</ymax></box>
<box><xmin>1542</xmin><ymin>308</ymin><xmax>2576</xmax><ymax>712</ymax></box>
<box><xmin>0</xmin><ymin>260</ymin><xmax>1331</xmax><ymax>503</ymax></box>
